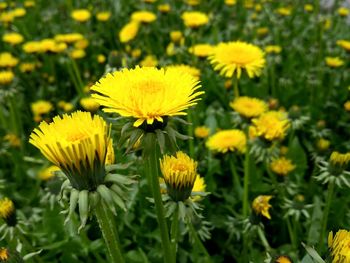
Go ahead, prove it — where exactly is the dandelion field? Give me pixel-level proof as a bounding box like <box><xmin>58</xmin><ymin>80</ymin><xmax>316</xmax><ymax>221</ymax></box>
<box><xmin>1</xmin><ymin>0</ymin><xmax>350</xmax><ymax>262</ymax></box>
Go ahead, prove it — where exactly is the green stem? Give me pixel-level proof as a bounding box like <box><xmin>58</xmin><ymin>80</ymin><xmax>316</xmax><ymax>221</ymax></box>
<box><xmin>233</xmin><ymin>76</ymin><xmax>239</xmax><ymax>98</ymax></box>
<box><xmin>287</xmin><ymin>217</ymin><xmax>297</xmax><ymax>251</ymax></box>
<box><xmin>171</xmin><ymin>205</ymin><xmax>179</xmax><ymax>261</ymax></box>
<box><xmin>95</xmin><ymin>201</ymin><xmax>125</xmax><ymax>263</ymax></box>
<box><xmin>144</xmin><ymin>133</ymin><xmax>173</xmax><ymax>263</ymax></box>
<box><xmin>188</xmin><ymin>222</ymin><xmax>211</xmax><ymax>263</ymax></box>
<box><xmin>187</xmin><ymin>110</ymin><xmax>195</xmax><ymax>158</ymax></box>
<box><xmin>257</xmin><ymin>227</ymin><xmax>271</xmax><ymax>252</ymax></box>
<box><xmin>270</xmin><ymin>62</ymin><xmax>276</xmax><ymax>98</ymax></box>
<box><xmin>243</xmin><ymin>149</ymin><xmax>250</xmax><ymax>217</ymax></box>
<box><xmin>71</xmin><ymin>59</ymin><xmax>84</xmax><ymax>91</ymax></box>
<box><xmin>229</xmin><ymin>155</ymin><xmax>242</xmax><ymax>197</ymax></box>
<box><xmin>318</xmin><ymin>180</ymin><xmax>335</xmax><ymax>251</ymax></box>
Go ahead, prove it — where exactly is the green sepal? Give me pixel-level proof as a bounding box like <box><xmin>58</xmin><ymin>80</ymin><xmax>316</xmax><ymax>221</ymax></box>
<box><xmin>78</xmin><ymin>190</ymin><xmax>89</xmax><ymax>233</ymax></box>
<box><xmin>97</xmin><ymin>185</ymin><xmax>117</xmax><ymax>215</ymax></box>
<box><xmin>65</xmin><ymin>188</ymin><xmax>79</xmax><ymax>225</ymax></box>
<box><xmin>110</xmin><ymin>190</ymin><xmax>127</xmax><ymax>211</ymax></box>
<box><xmin>105</xmin><ymin>173</ymin><xmax>136</xmax><ymax>185</ymax></box>
<box><xmin>155</xmin><ymin>129</ymin><xmax>166</xmax><ymax>154</ymax></box>
<box><xmin>59</xmin><ymin>179</ymin><xmax>71</xmax><ymax>201</ymax></box>
<box><xmin>89</xmin><ymin>191</ymin><xmax>100</xmax><ymax>209</ymax></box>
<box><xmin>126</xmin><ymin>128</ymin><xmax>143</xmax><ymax>153</ymax></box>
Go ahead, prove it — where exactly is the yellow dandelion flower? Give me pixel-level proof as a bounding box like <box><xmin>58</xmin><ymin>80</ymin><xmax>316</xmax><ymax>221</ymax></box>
<box><xmin>3</xmin><ymin>133</ymin><xmax>21</xmax><ymax>147</ymax></box>
<box><xmin>206</xmin><ymin>129</ymin><xmax>246</xmax><ymax>154</ymax></box>
<box><xmin>97</xmin><ymin>54</ymin><xmax>106</xmax><ymax>64</ymax></box>
<box><xmin>158</xmin><ymin>4</ymin><xmax>171</xmax><ymax>13</ymax></box>
<box><xmin>252</xmin><ymin>195</ymin><xmax>273</xmax><ymax>219</ymax></box>
<box><xmin>0</xmin><ymin>70</ymin><xmax>14</xmax><ymax>85</ymax></box>
<box><xmin>12</xmin><ymin>8</ymin><xmax>26</xmax><ymax>17</ymax></box>
<box><xmin>209</xmin><ymin>41</ymin><xmax>266</xmax><ymax>79</ymax></box>
<box><xmin>80</xmin><ymin>97</ymin><xmax>100</xmax><ymax>112</ymax></box>
<box><xmin>329</xmin><ymin>229</ymin><xmax>350</xmax><ymax>262</ymax></box>
<box><xmin>119</xmin><ymin>21</ymin><xmax>139</xmax><ymax>43</ymax></box>
<box><xmin>24</xmin><ymin>1</ymin><xmax>35</xmax><ymax>7</ymax></box>
<box><xmin>230</xmin><ymin>96</ymin><xmax>267</xmax><ymax>118</ymax></box>
<box><xmin>57</xmin><ymin>101</ymin><xmax>74</xmax><ymax>112</ymax></box>
<box><xmin>160</xmin><ymin>151</ymin><xmax>197</xmax><ymax>201</ymax></box>
<box><xmin>0</xmin><ymin>248</ymin><xmax>8</xmax><ymax>261</ymax></box>
<box><xmin>166</xmin><ymin>64</ymin><xmax>200</xmax><ymax>81</ymax></box>
<box><xmin>131</xmin><ymin>10</ymin><xmax>156</xmax><ymax>23</ymax></box>
<box><xmin>105</xmin><ymin>139</ymin><xmax>115</xmax><ymax>165</ymax></box>
<box><xmin>316</xmin><ymin>138</ymin><xmax>330</xmax><ymax>151</ymax></box>
<box><xmin>96</xmin><ymin>11</ymin><xmax>111</xmax><ymax>21</ymax></box>
<box><xmin>330</xmin><ymin>151</ymin><xmax>350</xmax><ymax>167</ymax></box>
<box><xmin>338</xmin><ymin>7</ymin><xmax>349</xmax><ymax>16</ymax></box>
<box><xmin>38</xmin><ymin>165</ymin><xmax>60</xmax><ymax>181</ymax></box>
<box><xmin>186</xmin><ymin>0</ymin><xmax>200</xmax><ymax>6</ymax></box>
<box><xmin>69</xmin><ymin>49</ymin><xmax>86</xmax><ymax>59</ymax></box>
<box><xmin>2</xmin><ymin>32</ymin><xmax>23</xmax><ymax>45</ymax></box>
<box><xmin>337</xmin><ymin>40</ymin><xmax>350</xmax><ymax>52</ymax></box>
<box><xmin>0</xmin><ymin>52</ymin><xmax>18</xmax><ymax>68</ymax></box>
<box><xmin>19</xmin><ymin>62</ymin><xmax>35</xmax><ymax>73</ymax></box>
<box><xmin>181</xmin><ymin>11</ymin><xmax>209</xmax><ymax>28</ymax></box>
<box><xmin>304</xmin><ymin>4</ymin><xmax>314</xmax><ymax>12</ymax></box>
<box><xmin>170</xmin><ymin>31</ymin><xmax>183</xmax><ymax>44</ymax></box>
<box><xmin>0</xmin><ymin>198</ymin><xmax>15</xmax><ymax>221</ymax></box>
<box><xmin>91</xmin><ymin>66</ymin><xmax>203</xmax><ymax>127</ymax></box>
<box><xmin>270</xmin><ymin>157</ymin><xmax>295</xmax><ymax>176</ymax></box>
<box><xmin>275</xmin><ymin>255</ymin><xmax>292</xmax><ymax>263</ymax></box>
<box><xmin>344</xmin><ymin>101</ymin><xmax>350</xmax><ymax>111</ymax></box>
<box><xmin>325</xmin><ymin>57</ymin><xmax>344</xmax><ymax>68</ymax></box>
<box><xmin>140</xmin><ymin>55</ymin><xmax>158</xmax><ymax>67</ymax></box>
<box><xmin>54</xmin><ymin>33</ymin><xmax>84</xmax><ymax>44</ymax></box>
<box><xmin>22</xmin><ymin>41</ymin><xmax>41</xmax><ymax>53</ymax></box>
<box><xmin>251</xmin><ymin>111</ymin><xmax>290</xmax><ymax>141</ymax></box>
<box><xmin>0</xmin><ymin>12</ymin><xmax>14</xmax><ymax>24</ymax></box>
<box><xmin>71</xmin><ymin>9</ymin><xmax>91</xmax><ymax>22</ymax></box>
<box><xmin>0</xmin><ymin>2</ymin><xmax>7</xmax><ymax>10</ymax></box>
<box><xmin>189</xmin><ymin>44</ymin><xmax>214</xmax><ymax>58</ymax></box>
<box><xmin>276</xmin><ymin>7</ymin><xmax>292</xmax><ymax>16</ymax></box>
<box><xmin>31</xmin><ymin>100</ymin><xmax>53</xmax><ymax>117</ymax></box>
<box><xmin>256</xmin><ymin>27</ymin><xmax>269</xmax><ymax>36</ymax></box>
<box><xmin>191</xmin><ymin>175</ymin><xmax>206</xmax><ymax>201</ymax></box>
<box><xmin>194</xmin><ymin>126</ymin><xmax>210</xmax><ymax>138</ymax></box>
<box><xmin>29</xmin><ymin>111</ymin><xmax>111</xmax><ymax>190</ymax></box>
<box><xmin>74</xmin><ymin>39</ymin><xmax>89</xmax><ymax>49</ymax></box>
<box><xmin>265</xmin><ymin>45</ymin><xmax>282</xmax><ymax>54</ymax></box>
<box><xmin>225</xmin><ymin>0</ymin><xmax>236</xmax><ymax>6</ymax></box>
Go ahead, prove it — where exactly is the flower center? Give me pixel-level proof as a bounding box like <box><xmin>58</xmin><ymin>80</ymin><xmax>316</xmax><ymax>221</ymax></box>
<box><xmin>66</xmin><ymin>131</ymin><xmax>88</xmax><ymax>142</ymax></box>
<box><xmin>136</xmin><ymin>80</ymin><xmax>163</xmax><ymax>94</ymax></box>
<box><xmin>173</xmin><ymin>163</ymin><xmax>187</xmax><ymax>172</ymax></box>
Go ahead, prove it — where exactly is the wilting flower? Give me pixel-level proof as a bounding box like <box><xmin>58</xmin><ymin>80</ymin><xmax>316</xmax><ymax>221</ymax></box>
<box><xmin>252</xmin><ymin>195</ymin><xmax>273</xmax><ymax>219</ymax></box>
<box><xmin>270</xmin><ymin>157</ymin><xmax>295</xmax><ymax>176</ymax></box>
<box><xmin>209</xmin><ymin>41</ymin><xmax>265</xmax><ymax>79</ymax></box>
<box><xmin>131</xmin><ymin>10</ymin><xmax>156</xmax><ymax>23</ymax></box>
<box><xmin>119</xmin><ymin>21</ymin><xmax>139</xmax><ymax>43</ymax></box>
<box><xmin>251</xmin><ymin>111</ymin><xmax>290</xmax><ymax>141</ymax></box>
<box><xmin>230</xmin><ymin>96</ymin><xmax>267</xmax><ymax>118</ymax></box>
<box><xmin>329</xmin><ymin>229</ymin><xmax>350</xmax><ymax>262</ymax></box>
<box><xmin>189</xmin><ymin>44</ymin><xmax>214</xmax><ymax>58</ymax></box>
<box><xmin>206</xmin><ymin>129</ymin><xmax>246</xmax><ymax>154</ymax></box>
<box><xmin>91</xmin><ymin>66</ymin><xmax>203</xmax><ymax>128</ymax></box>
<box><xmin>325</xmin><ymin>57</ymin><xmax>344</xmax><ymax>68</ymax></box>
<box><xmin>181</xmin><ymin>11</ymin><xmax>209</xmax><ymax>28</ymax></box>
<box><xmin>2</xmin><ymin>32</ymin><xmax>24</xmax><ymax>45</ymax></box>
<box><xmin>71</xmin><ymin>9</ymin><xmax>91</xmax><ymax>22</ymax></box>
<box><xmin>29</xmin><ymin>111</ymin><xmax>110</xmax><ymax>191</ymax></box>
<box><xmin>160</xmin><ymin>151</ymin><xmax>198</xmax><ymax>201</ymax></box>
<box><xmin>195</xmin><ymin>126</ymin><xmax>210</xmax><ymax>138</ymax></box>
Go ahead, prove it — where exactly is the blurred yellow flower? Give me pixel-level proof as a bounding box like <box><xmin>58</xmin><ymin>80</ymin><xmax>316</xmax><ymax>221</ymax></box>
<box><xmin>344</xmin><ymin>101</ymin><xmax>350</xmax><ymax>111</ymax></box>
<box><xmin>91</xmin><ymin>67</ymin><xmax>203</xmax><ymax>127</ymax></box>
<box><xmin>166</xmin><ymin>64</ymin><xmax>200</xmax><ymax>80</ymax></box>
<box><xmin>186</xmin><ymin>0</ymin><xmax>200</xmax><ymax>6</ymax></box>
<box><xmin>2</xmin><ymin>32</ymin><xmax>24</xmax><ymax>45</ymax></box>
<box><xmin>206</xmin><ymin>129</ymin><xmax>246</xmax><ymax>154</ymax></box>
<box><xmin>225</xmin><ymin>0</ymin><xmax>236</xmax><ymax>6</ymax></box>
<box><xmin>158</xmin><ymin>4</ymin><xmax>171</xmax><ymax>13</ymax></box>
<box><xmin>140</xmin><ymin>55</ymin><xmax>158</xmax><ymax>67</ymax></box>
<box><xmin>57</xmin><ymin>101</ymin><xmax>74</xmax><ymax>112</ymax></box>
<box><xmin>0</xmin><ymin>2</ymin><xmax>7</xmax><ymax>10</ymax></box>
<box><xmin>24</xmin><ymin>1</ymin><xmax>35</xmax><ymax>7</ymax></box>
<box><xmin>189</xmin><ymin>44</ymin><xmax>214</xmax><ymax>58</ymax></box>
<box><xmin>316</xmin><ymin>138</ymin><xmax>330</xmax><ymax>151</ymax></box>
<box><xmin>0</xmin><ymin>12</ymin><xmax>14</xmax><ymax>23</ymax></box>
<box><xmin>131</xmin><ymin>49</ymin><xmax>142</xmax><ymax>58</ymax></box>
<box><xmin>252</xmin><ymin>195</ymin><xmax>272</xmax><ymax>219</ymax></box>
<box><xmin>160</xmin><ymin>151</ymin><xmax>198</xmax><ymax>201</ymax></box>
<box><xmin>38</xmin><ymin>165</ymin><xmax>60</xmax><ymax>181</ymax></box>
<box><xmin>0</xmin><ymin>198</ymin><xmax>15</xmax><ymax>221</ymax></box>
<box><xmin>3</xmin><ymin>133</ymin><xmax>21</xmax><ymax>147</ymax></box>
<box><xmin>265</xmin><ymin>45</ymin><xmax>282</xmax><ymax>54</ymax></box>
<box><xmin>19</xmin><ymin>62</ymin><xmax>35</xmax><ymax>73</ymax></box>
<box><xmin>96</xmin><ymin>11</ymin><xmax>111</xmax><ymax>21</ymax></box>
<box><xmin>119</xmin><ymin>21</ymin><xmax>139</xmax><ymax>43</ymax></box>
<box><xmin>230</xmin><ymin>96</ymin><xmax>267</xmax><ymax>118</ymax></box>
<box><xmin>337</xmin><ymin>40</ymin><xmax>350</xmax><ymax>52</ymax></box>
<box><xmin>0</xmin><ymin>70</ymin><xmax>14</xmax><ymax>85</ymax></box>
<box><xmin>194</xmin><ymin>126</ymin><xmax>210</xmax><ymax>138</ymax></box>
<box><xmin>270</xmin><ymin>157</ymin><xmax>295</xmax><ymax>176</ymax></box>
<box><xmin>12</xmin><ymin>8</ymin><xmax>26</xmax><ymax>17</ymax></box>
<box><xmin>251</xmin><ymin>111</ymin><xmax>290</xmax><ymax>141</ymax></box>
<box><xmin>209</xmin><ymin>41</ymin><xmax>265</xmax><ymax>79</ymax></box>
<box><xmin>338</xmin><ymin>7</ymin><xmax>349</xmax><ymax>17</ymax></box>
<box><xmin>276</xmin><ymin>7</ymin><xmax>292</xmax><ymax>16</ymax></box>
<box><xmin>330</xmin><ymin>151</ymin><xmax>350</xmax><ymax>167</ymax></box>
<box><xmin>70</xmin><ymin>49</ymin><xmax>86</xmax><ymax>59</ymax></box>
<box><xmin>31</xmin><ymin>100</ymin><xmax>53</xmax><ymax>117</ymax></box>
<box><xmin>170</xmin><ymin>31</ymin><xmax>183</xmax><ymax>44</ymax></box>
<box><xmin>131</xmin><ymin>11</ymin><xmax>156</xmax><ymax>23</ymax></box>
<box><xmin>256</xmin><ymin>27</ymin><xmax>269</xmax><ymax>36</ymax></box>
<box><xmin>80</xmin><ymin>97</ymin><xmax>100</xmax><ymax>112</ymax></box>
<box><xmin>329</xmin><ymin>229</ymin><xmax>350</xmax><ymax>262</ymax></box>
<box><xmin>54</xmin><ymin>33</ymin><xmax>84</xmax><ymax>43</ymax></box>
<box><xmin>97</xmin><ymin>54</ymin><xmax>106</xmax><ymax>63</ymax></box>
<box><xmin>29</xmin><ymin>111</ymin><xmax>111</xmax><ymax>190</ymax></box>
<box><xmin>325</xmin><ymin>57</ymin><xmax>344</xmax><ymax>68</ymax></box>
<box><xmin>181</xmin><ymin>11</ymin><xmax>209</xmax><ymax>28</ymax></box>
<box><xmin>71</xmin><ymin>9</ymin><xmax>91</xmax><ymax>22</ymax></box>
<box><xmin>0</xmin><ymin>248</ymin><xmax>8</xmax><ymax>261</ymax></box>
<box><xmin>275</xmin><ymin>256</ymin><xmax>292</xmax><ymax>263</ymax></box>
<box><xmin>0</xmin><ymin>52</ymin><xmax>18</xmax><ymax>68</ymax></box>
<box><xmin>304</xmin><ymin>4</ymin><xmax>314</xmax><ymax>12</ymax></box>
